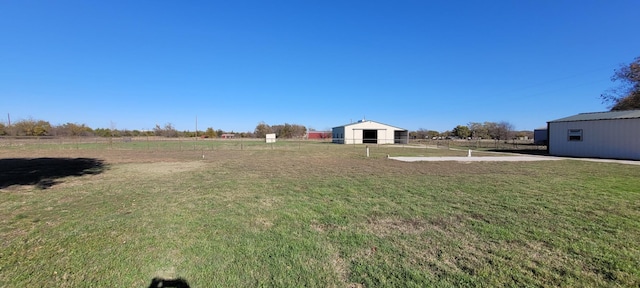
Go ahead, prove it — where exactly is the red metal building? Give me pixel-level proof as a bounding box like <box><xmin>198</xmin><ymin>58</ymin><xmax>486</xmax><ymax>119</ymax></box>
<box><xmin>306</xmin><ymin>131</ymin><xmax>332</xmax><ymax>140</ymax></box>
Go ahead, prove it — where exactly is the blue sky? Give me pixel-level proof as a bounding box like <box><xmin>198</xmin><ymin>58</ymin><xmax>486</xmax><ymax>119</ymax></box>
<box><xmin>2</xmin><ymin>1</ymin><xmax>639</xmax><ymax>132</ymax></box>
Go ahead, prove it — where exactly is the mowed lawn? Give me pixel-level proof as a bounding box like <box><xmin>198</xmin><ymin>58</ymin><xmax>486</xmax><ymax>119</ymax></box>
<box><xmin>1</xmin><ymin>142</ymin><xmax>639</xmax><ymax>287</ymax></box>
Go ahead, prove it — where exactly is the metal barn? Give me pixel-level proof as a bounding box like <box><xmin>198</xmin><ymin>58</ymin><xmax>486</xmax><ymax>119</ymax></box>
<box><xmin>547</xmin><ymin>110</ymin><xmax>640</xmax><ymax>160</ymax></box>
<box><xmin>332</xmin><ymin>120</ymin><xmax>409</xmax><ymax>144</ymax></box>
<box><xmin>533</xmin><ymin>127</ymin><xmax>548</xmax><ymax>145</ymax></box>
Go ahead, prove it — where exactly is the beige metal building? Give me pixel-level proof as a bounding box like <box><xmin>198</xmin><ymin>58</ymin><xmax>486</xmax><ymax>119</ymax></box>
<box><xmin>548</xmin><ymin>110</ymin><xmax>640</xmax><ymax>160</ymax></box>
<box><xmin>332</xmin><ymin>120</ymin><xmax>408</xmax><ymax>144</ymax></box>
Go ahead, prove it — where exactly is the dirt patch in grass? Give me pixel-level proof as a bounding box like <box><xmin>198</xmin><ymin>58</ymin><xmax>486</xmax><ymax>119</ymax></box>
<box><xmin>258</xmin><ymin>197</ymin><xmax>280</xmax><ymax>208</ymax></box>
<box><xmin>331</xmin><ymin>251</ymin><xmax>348</xmax><ymax>283</ymax></box>
<box><xmin>310</xmin><ymin>222</ymin><xmax>344</xmax><ymax>233</ymax></box>
<box><xmin>253</xmin><ymin>217</ymin><xmax>274</xmax><ymax>230</ymax></box>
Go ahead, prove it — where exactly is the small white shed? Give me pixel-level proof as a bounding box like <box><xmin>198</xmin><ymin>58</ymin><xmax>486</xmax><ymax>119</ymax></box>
<box><xmin>265</xmin><ymin>133</ymin><xmax>276</xmax><ymax>143</ymax></box>
<box><xmin>547</xmin><ymin>110</ymin><xmax>640</xmax><ymax>160</ymax></box>
<box><xmin>332</xmin><ymin>120</ymin><xmax>408</xmax><ymax>144</ymax></box>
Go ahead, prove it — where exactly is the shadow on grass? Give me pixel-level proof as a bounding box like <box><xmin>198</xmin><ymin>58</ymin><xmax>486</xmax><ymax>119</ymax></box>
<box><xmin>0</xmin><ymin>158</ymin><xmax>106</xmax><ymax>189</ymax></box>
<box><xmin>148</xmin><ymin>277</ymin><xmax>190</xmax><ymax>288</ymax></box>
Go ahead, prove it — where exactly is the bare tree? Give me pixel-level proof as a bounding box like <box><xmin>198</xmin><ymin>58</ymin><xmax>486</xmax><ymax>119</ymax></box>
<box><xmin>495</xmin><ymin>121</ymin><xmax>515</xmax><ymax>140</ymax></box>
<box><xmin>601</xmin><ymin>56</ymin><xmax>640</xmax><ymax>110</ymax></box>
<box><xmin>153</xmin><ymin>123</ymin><xmax>178</xmax><ymax>137</ymax></box>
<box><xmin>410</xmin><ymin>129</ymin><xmax>436</xmax><ymax>139</ymax></box>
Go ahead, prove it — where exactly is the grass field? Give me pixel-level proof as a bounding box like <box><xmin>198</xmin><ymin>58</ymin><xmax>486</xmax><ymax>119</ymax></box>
<box><xmin>1</xmin><ymin>140</ymin><xmax>639</xmax><ymax>287</ymax></box>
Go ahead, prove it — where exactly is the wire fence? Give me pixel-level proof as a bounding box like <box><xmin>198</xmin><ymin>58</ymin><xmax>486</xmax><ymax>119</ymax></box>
<box><xmin>0</xmin><ymin>136</ymin><xmax>335</xmax><ymax>151</ymax></box>
<box><xmin>0</xmin><ymin>136</ymin><xmax>546</xmax><ymax>152</ymax></box>
<box><xmin>412</xmin><ymin>139</ymin><xmax>546</xmax><ymax>151</ymax></box>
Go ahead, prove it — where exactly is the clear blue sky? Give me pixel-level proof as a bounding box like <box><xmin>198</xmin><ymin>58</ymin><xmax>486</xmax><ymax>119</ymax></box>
<box><xmin>2</xmin><ymin>0</ymin><xmax>639</xmax><ymax>132</ymax></box>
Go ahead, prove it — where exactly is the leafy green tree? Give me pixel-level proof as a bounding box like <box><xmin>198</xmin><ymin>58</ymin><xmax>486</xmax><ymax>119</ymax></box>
<box><xmin>602</xmin><ymin>56</ymin><xmax>640</xmax><ymax>110</ymax></box>
<box><xmin>467</xmin><ymin>121</ymin><xmax>514</xmax><ymax>140</ymax></box>
<box><xmin>57</xmin><ymin>122</ymin><xmax>92</xmax><ymax>136</ymax></box>
<box><xmin>204</xmin><ymin>127</ymin><xmax>216</xmax><ymax>138</ymax></box>
<box><xmin>254</xmin><ymin>122</ymin><xmax>272</xmax><ymax>138</ymax></box>
<box><xmin>13</xmin><ymin>119</ymin><xmax>52</xmax><ymax>136</ymax></box>
<box><xmin>94</xmin><ymin>128</ymin><xmax>112</xmax><ymax>137</ymax></box>
<box><xmin>0</xmin><ymin>123</ymin><xmax>7</xmax><ymax>136</ymax></box>
<box><xmin>468</xmin><ymin>122</ymin><xmax>489</xmax><ymax>139</ymax></box>
<box><xmin>452</xmin><ymin>125</ymin><xmax>471</xmax><ymax>138</ymax></box>
<box><xmin>268</xmin><ymin>123</ymin><xmax>306</xmax><ymax>138</ymax></box>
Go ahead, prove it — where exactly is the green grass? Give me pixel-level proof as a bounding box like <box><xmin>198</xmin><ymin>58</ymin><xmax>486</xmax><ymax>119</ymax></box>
<box><xmin>1</xmin><ymin>142</ymin><xmax>639</xmax><ymax>287</ymax></box>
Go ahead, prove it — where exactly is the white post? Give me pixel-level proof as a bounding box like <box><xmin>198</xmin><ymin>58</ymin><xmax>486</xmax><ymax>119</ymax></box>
<box><xmin>366</xmin><ymin>146</ymin><xmax>370</xmax><ymax>157</ymax></box>
<box><xmin>468</xmin><ymin>149</ymin><xmax>472</xmax><ymax>157</ymax></box>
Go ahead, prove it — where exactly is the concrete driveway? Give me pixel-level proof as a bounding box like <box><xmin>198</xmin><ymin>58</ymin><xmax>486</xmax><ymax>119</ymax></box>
<box><xmin>389</xmin><ymin>155</ymin><xmax>640</xmax><ymax>165</ymax></box>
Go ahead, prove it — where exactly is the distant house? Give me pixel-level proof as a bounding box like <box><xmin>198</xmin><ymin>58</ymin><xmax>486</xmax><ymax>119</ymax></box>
<box><xmin>220</xmin><ymin>133</ymin><xmax>236</xmax><ymax>139</ymax></box>
<box><xmin>306</xmin><ymin>131</ymin><xmax>332</xmax><ymax>140</ymax></box>
<box><xmin>332</xmin><ymin>120</ymin><xmax>408</xmax><ymax>144</ymax></box>
<box><xmin>547</xmin><ymin>110</ymin><xmax>640</xmax><ymax>160</ymax></box>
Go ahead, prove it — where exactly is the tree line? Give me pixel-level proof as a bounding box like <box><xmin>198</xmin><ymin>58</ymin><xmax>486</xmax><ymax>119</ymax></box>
<box><xmin>253</xmin><ymin>122</ymin><xmax>307</xmax><ymax>138</ymax></box>
<box><xmin>1</xmin><ymin>118</ymin><xmax>528</xmax><ymax>140</ymax></box>
<box><xmin>0</xmin><ymin>119</ymin><xmax>252</xmax><ymax>138</ymax></box>
<box><xmin>410</xmin><ymin>121</ymin><xmax>531</xmax><ymax>140</ymax></box>
<box><xmin>0</xmin><ymin>119</ymin><xmax>310</xmax><ymax>139</ymax></box>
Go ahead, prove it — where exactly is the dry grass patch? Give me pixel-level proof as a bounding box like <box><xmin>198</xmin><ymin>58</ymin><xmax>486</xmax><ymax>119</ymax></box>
<box><xmin>310</xmin><ymin>222</ymin><xmax>344</xmax><ymax>233</ymax></box>
<box><xmin>365</xmin><ymin>217</ymin><xmax>429</xmax><ymax>237</ymax></box>
<box><xmin>253</xmin><ymin>217</ymin><xmax>274</xmax><ymax>230</ymax></box>
<box><xmin>118</xmin><ymin>161</ymin><xmax>206</xmax><ymax>176</ymax></box>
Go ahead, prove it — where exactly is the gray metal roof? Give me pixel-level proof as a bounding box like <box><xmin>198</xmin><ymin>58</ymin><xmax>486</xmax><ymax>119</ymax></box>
<box><xmin>333</xmin><ymin>120</ymin><xmax>406</xmax><ymax>131</ymax></box>
<box><xmin>548</xmin><ymin>110</ymin><xmax>640</xmax><ymax>123</ymax></box>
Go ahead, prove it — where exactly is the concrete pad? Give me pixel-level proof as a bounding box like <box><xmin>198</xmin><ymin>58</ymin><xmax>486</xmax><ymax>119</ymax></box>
<box><xmin>389</xmin><ymin>155</ymin><xmax>640</xmax><ymax>165</ymax></box>
<box><xmin>389</xmin><ymin>156</ymin><xmax>563</xmax><ymax>162</ymax></box>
